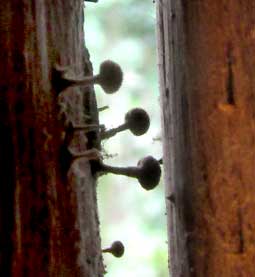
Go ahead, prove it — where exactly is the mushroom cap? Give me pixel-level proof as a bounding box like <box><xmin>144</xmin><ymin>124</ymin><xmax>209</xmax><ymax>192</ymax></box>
<box><xmin>137</xmin><ymin>156</ymin><xmax>161</xmax><ymax>190</ymax></box>
<box><xmin>98</xmin><ymin>60</ymin><xmax>123</xmax><ymax>93</ymax></box>
<box><xmin>125</xmin><ymin>108</ymin><xmax>150</xmax><ymax>136</ymax></box>
<box><xmin>110</xmin><ymin>241</ymin><xmax>125</xmax><ymax>257</ymax></box>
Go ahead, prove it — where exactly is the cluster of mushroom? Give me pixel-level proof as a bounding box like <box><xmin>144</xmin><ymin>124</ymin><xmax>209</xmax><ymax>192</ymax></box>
<box><xmin>56</xmin><ymin>60</ymin><xmax>162</xmax><ymax>191</ymax></box>
<box><xmin>55</xmin><ymin>58</ymin><xmax>162</xmax><ymax>263</ymax></box>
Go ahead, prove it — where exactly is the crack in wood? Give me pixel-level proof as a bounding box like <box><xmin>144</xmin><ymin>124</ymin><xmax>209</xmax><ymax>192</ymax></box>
<box><xmin>161</xmin><ymin>9</ymin><xmax>166</xmax><ymax>85</ymax></box>
<box><xmin>165</xmin><ymin>87</ymin><xmax>169</xmax><ymax>98</ymax></box>
<box><xmin>203</xmin><ymin>251</ymin><xmax>210</xmax><ymax>277</ymax></box>
<box><xmin>166</xmin><ymin>193</ymin><xmax>176</xmax><ymax>204</ymax></box>
<box><xmin>226</xmin><ymin>44</ymin><xmax>235</xmax><ymax>105</ymax></box>
<box><xmin>237</xmin><ymin>208</ymin><xmax>244</xmax><ymax>253</ymax></box>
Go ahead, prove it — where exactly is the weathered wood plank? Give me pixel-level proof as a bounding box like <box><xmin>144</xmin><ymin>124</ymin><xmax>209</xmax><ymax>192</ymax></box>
<box><xmin>156</xmin><ymin>0</ymin><xmax>191</xmax><ymax>276</ymax></box>
<box><xmin>157</xmin><ymin>1</ymin><xmax>255</xmax><ymax>276</ymax></box>
<box><xmin>0</xmin><ymin>1</ymin><xmax>103</xmax><ymax>276</ymax></box>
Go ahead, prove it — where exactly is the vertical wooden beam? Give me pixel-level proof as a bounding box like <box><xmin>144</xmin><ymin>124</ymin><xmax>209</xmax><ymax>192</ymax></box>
<box><xmin>157</xmin><ymin>0</ymin><xmax>255</xmax><ymax>276</ymax></box>
<box><xmin>0</xmin><ymin>1</ymin><xmax>103</xmax><ymax>276</ymax></box>
<box><xmin>156</xmin><ymin>0</ymin><xmax>191</xmax><ymax>276</ymax></box>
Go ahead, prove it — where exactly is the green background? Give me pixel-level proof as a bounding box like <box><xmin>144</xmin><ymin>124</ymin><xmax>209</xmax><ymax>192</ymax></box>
<box><xmin>85</xmin><ymin>1</ymin><xmax>168</xmax><ymax>276</ymax></box>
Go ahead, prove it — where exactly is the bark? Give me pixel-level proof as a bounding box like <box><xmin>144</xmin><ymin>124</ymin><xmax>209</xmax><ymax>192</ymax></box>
<box><xmin>157</xmin><ymin>1</ymin><xmax>255</xmax><ymax>276</ymax></box>
<box><xmin>0</xmin><ymin>1</ymin><xmax>103</xmax><ymax>276</ymax></box>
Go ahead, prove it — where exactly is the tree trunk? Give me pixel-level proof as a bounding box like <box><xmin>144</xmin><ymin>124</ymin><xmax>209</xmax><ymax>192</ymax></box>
<box><xmin>157</xmin><ymin>1</ymin><xmax>255</xmax><ymax>276</ymax></box>
<box><xmin>0</xmin><ymin>1</ymin><xmax>104</xmax><ymax>276</ymax></box>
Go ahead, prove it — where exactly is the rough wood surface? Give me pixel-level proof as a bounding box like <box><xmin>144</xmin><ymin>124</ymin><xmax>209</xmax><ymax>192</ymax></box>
<box><xmin>0</xmin><ymin>1</ymin><xmax>103</xmax><ymax>276</ymax></box>
<box><xmin>157</xmin><ymin>1</ymin><xmax>255</xmax><ymax>276</ymax></box>
<box><xmin>156</xmin><ymin>0</ymin><xmax>191</xmax><ymax>276</ymax></box>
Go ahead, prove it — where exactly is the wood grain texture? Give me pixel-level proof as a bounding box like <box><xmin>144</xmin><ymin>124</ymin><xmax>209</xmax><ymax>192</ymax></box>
<box><xmin>157</xmin><ymin>1</ymin><xmax>255</xmax><ymax>276</ymax></box>
<box><xmin>0</xmin><ymin>1</ymin><xmax>103</xmax><ymax>276</ymax></box>
<box><xmin>156</xmin><ymin>0</ymin><xmax>191</xmax><ymax>276</ymax></box>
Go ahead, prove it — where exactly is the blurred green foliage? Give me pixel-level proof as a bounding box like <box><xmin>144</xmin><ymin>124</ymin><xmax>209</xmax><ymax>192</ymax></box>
<box><xmin>84</xmin><ymin>0</ymin><xmax>168</xmax><ymax>276</ymax></box>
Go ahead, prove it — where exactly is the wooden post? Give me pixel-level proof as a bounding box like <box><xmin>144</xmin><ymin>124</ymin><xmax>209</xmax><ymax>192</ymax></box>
<box><xmin>157</xmin><ymin>1</ymin><xmax>255</xmax><ymax>276</ymax></box>
<box><xmin>156</xmin><ymin>0</ymin><xmax>191</xmax><ymax>275</ymax></box>
<box><xmin>0</xmin><ymin>1</ymin><xmax>103</xmax><ymax>276</ymax></box>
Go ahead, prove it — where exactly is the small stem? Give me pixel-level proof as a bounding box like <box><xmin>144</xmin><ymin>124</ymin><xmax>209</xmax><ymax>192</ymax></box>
<box><xmin>100</xmin><ymin>163</ymin><xmax>140</xmax><ymax>178</ymax></box>
<box><xmin>63</xmin><ymin>75</ymin><xmax>96</xmax><ymax>87</ymax></box>
<box><xmin>100</xmin><ymin>123</ymin><xmax>128</xmax><ymax>139</ymax></box>
<box><xmin>98</xmin><ymin>105</ymin><xmax>109</xmax><ymax>112</ymax></box>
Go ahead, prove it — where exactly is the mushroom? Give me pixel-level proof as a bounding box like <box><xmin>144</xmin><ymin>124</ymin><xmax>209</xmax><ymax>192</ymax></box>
<box><xmin>98</xmin><ymin>155</ymin><xmax>161</xmax><ymax>190</ymax></box>
<box><xmin>101</xmin><ymin>108</ymin><xmax>150</xmax><ymax>139</ymax></box>
<box><xmin>53</xmin><ymin>60</ymin><xmax>123</xmax><ymax>94</ymax></box>
<box><xmin>102</xmin><ymin>241</ymin><xmax>125</xmax><ymax>258</ymax></box>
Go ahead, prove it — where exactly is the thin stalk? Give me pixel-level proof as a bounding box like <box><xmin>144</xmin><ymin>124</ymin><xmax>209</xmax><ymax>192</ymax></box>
<box><xmin>100</xmin><ymin>163</ymin><xmax>140</xmax><ymax>178</ymax></box>
<box><xmin>102</xmin><ymin>248</ymin><xmax>110</xmax><ymax>253</ymax></box>
<box><xmin>100</xmin><ymin>123</ymin><xmax>128</xmax><ymax>139</ymax></box>
<box><xmin>62</xmin><ymin>74</ymin><xmax>99</xmax><ymax>87</ymax></box>
<box><xmin>98</xmin><ymin>105</ymin><xmax>109</xmax><ymax>112</ymax></box>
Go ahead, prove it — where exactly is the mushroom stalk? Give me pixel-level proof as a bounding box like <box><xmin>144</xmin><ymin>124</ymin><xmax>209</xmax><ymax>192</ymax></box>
<box><xmin>102</xmin><ymin>248</ymin><xmax>112</xmax><ymax>253</ymax></box>
<box><xmin>100</xmin><ymin>163</ymin><xmax>140</xmax><ymax>179</ymax></box>
<box><xmin>98</xmin><ymin>105</ymin><xmax>109</xmax><ymax>112</ymax></box>
<box><xmin>61</xmin><ymin>74</ymin><xmax>100</xmax><ymax>87</ymax></box>
<box><xmin>100</xmin><ymin>122</ymin><xmax>128</xmax><ymax>139</ymax></box>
